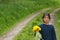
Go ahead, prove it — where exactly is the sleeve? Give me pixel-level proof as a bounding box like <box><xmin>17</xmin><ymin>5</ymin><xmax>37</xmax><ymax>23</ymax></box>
<box><xmin>52</xmin><ymin>26</ymin><xmax>57</xmax><ymax>40</ymax></box>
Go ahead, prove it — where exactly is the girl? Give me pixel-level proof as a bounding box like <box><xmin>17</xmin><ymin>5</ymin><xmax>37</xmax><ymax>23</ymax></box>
<box><xmin>39</xmin><ymin>14</ymin><xmax>56</xmax><ymax>40</ymax></box>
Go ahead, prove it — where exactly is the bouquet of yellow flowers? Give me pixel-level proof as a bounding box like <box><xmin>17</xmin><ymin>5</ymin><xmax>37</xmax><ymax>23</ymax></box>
<box><xmin>33</xmin><ymin>25</ymin><xmax>41</xmax><ymax>32</ymax></box>
<box><xmin>33</xmin><ymin>25</ymin><xmax>42</xmax><ymax>40</ymax></box>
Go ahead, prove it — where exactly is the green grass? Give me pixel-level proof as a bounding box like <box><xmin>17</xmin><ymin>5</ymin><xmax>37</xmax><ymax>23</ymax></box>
<box><xmin>13</xmin><ymin>9</ymin><xmax>53</xmax><ymax>40</ymax></box>
<box><xmin>0</xmin><ymin>0</ymin><xmax>60</xmax><ymax>36</ymax></box>
<box><xmin>55</xmin><ymin>11</ymin><xmax>60</xmax><ymax>40</ymax></box>
<box><xmin>0</xmin><ymin>0</ymin><xmax>46</xmax><ymax>36</ymax></box>
<box><xmin>13</xmin><ymin>12</ymin><xmax>43</xmax><ymax>40</ymax></box>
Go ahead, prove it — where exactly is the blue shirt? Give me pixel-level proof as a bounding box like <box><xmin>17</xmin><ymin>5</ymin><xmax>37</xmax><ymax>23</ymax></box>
<box><xmin>39</xmin><ymin>24</ymin><xmax>56</xmax><ymax>40</ymax></box>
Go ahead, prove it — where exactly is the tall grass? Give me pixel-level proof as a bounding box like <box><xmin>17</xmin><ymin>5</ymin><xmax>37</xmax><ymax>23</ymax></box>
<box><xmin>0</xmin><ymin>0</ymin><xmax>46</xmax><ymax>36</ymax></box>
<box><xmin>0</xmin><ymin>0</ymin><xmax>60</xmax><ymax>36</ymax></box>
<box><xmin>14</xmin><ymin>12</ymin><xmax>43</xmax><ymax>40</ymax></box>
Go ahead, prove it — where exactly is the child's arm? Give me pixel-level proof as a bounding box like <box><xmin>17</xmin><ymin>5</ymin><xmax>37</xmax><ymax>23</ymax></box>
<box><xmin>52</xmin><ymin>26</ymin><xmax>57</xmax><ymax>40</ymax></box>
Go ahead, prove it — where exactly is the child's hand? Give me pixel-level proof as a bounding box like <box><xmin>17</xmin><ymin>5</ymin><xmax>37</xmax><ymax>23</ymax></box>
<box><xmin>33</xmin><ymin>25</ymin><xmax>41</xmax><ymax>32</ymax></box>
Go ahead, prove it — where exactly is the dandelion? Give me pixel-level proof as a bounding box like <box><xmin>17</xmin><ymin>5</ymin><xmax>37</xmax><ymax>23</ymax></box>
<box><xmin>33</xmin><ymin>25</ymin><xmax>41</xmax><ymax>32</ymax></box>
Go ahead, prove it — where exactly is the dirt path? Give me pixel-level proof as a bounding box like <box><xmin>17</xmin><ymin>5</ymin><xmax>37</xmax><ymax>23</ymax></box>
<box><xmin>50</xmin><ymin>8</ymin><xmax>60</xmax><ymax>40</ymax></box>
<box><xmin>50</xmin><ymin>8</ymin><xmax>60</xmax><ymax>25</ymax></box>
<box><xmin>0</xmin><ymin>8</ymin><xmax>50</xmax><ymax>40</ymax></box>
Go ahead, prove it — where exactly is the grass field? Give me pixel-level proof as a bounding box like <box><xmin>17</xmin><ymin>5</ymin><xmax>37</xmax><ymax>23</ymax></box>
<box><xmin>55</xmin><ymin>11</ymin><xmax>60</xmax><ymax>40</ymax></box>
<box><xmin>0</xmin><ymin>0</ymin><xmax>47</xmax><ymax>36</ymax></box>
<box><xmin>13</xmin><ymin>12</ymin><xmax>43</xmax><ymax>40</ymax></box>
<box><xmin>0</xmin><ymin>0</ymin><xmax>60</xmax><ymax>36</ymax></box>
<box><xmin>13</xmin><ymin>9</ymin><xmax>54</xmax><ymax>40</ymax></box>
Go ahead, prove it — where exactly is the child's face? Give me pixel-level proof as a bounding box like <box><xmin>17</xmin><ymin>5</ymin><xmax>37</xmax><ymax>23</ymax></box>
<box><xmin>43</xmin><ymin>16</ymin><xmax>50</xmax><ymax>23</ymax></box>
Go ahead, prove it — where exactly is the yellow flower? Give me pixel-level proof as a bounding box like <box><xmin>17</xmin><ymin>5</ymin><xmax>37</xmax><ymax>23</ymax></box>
<box><xmin>33</xmin><ymin>25</ymin><xmax>41</xmax><ymax>32</ymax></box>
